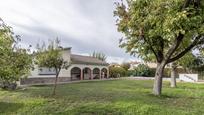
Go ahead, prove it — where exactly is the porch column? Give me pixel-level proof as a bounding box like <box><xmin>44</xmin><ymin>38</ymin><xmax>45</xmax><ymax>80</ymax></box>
<box><xmin>99</xmin><ymin>70</ymin><xmax>101</xmax><ymax>79</ymax></box>
<box><xmin>91</xmin><ymin>69</ymin><xmax>93</xmax><ymax>80</ymax></box>
<box><xmin>107</xmin><ymin>68</ymin><xmax>109</xmax><ymax>79</ymax></box>
<box><xmin>80</xmin><ymin>69</ymin><xmax>83</xmax><ymax>80</ymax></box>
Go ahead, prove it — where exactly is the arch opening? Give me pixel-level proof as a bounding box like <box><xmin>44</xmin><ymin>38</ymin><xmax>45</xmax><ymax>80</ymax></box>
<box><xmin>93</xmin><ymin>68</ymin><xmax>100</xmax><ymax>79</ymax></box>
<box><xmin>71</xmin><ymin>67</ymin><xmax>81</xmax><ymax>81</ymax></box>
<box><xmin>101</xmin><ymin>68</ymin><xmax>108</xmax><ymax>78</ymax></box>
<box><xmin>83</xmin><ymin>67</ymin><xmax>92</xmax><ymax>80</ymax></box>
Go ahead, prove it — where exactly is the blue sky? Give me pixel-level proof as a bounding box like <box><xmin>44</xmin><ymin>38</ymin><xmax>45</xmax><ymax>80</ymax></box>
<box><xmin>0</xmin><ymin>0</ymin><xmax>137</xmax><ymax>63</ymax></box>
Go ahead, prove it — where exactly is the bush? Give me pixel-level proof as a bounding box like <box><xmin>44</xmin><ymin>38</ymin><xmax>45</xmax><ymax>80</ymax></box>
<box><xmin>129</xmin><ymin>64</ymin><xmax>155</xmax><ymax>77</ymax></box>
<box><xmin>0</xmin><ymin>81</ymin><xmax>17</xmax><ymax>90</ymax></box>
<box><xmin>109</xmin><ymin>66</ymin><xmax>127</xmax><ymax>78</ymax></box>
<box><xmin>127</xmin><ymin>70</ymin><xmax>135</xmax><ymax>76</ymax></box>
<box><xmin>128</xmin><ymin>65</ymin><xmax>186</xmax><ymax>78</ymax></box>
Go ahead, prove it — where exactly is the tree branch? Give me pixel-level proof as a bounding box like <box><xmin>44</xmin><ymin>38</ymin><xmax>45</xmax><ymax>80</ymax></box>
<box><xmin>165</xmin><ymin>33</ymin><xmax>184</xmax><ymax>61</ymax></box>
<box><xmin>140</xmin><ymin>28</ymin><xmax>161</xmax><ymax>62</ymax></box>
<box><xmin>167</xmin><ymin>35</ymin><xmax>204</xmax><ymax>63</ymax></box>
<box><xmin>194</xmin><ymin>0</ymin><xmax>201</xmax><ymax>8</ymax></box>
<box><xmin>157</xmin><ymin>38</ymin><xmax>164</xmax><ymax>62</ymax></box>
<box><xmin>144</xmin><ymin>37</ymin><xmax>164</xmax><ymax>62</ymax></box>
<box><xmin>183</xmin><ymin>0</ymin><xmax>192</xmax><ymax>9</ymax></box>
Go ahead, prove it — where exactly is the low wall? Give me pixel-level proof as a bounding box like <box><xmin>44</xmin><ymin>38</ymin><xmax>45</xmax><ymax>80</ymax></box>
<box><xmin>122</xmin><ymin>77</ymin><xmax>180</xmax><ymax>81</ymax></box>
<box><xmin>179</xmin><ymin>74</ymin><xmax>198</xmax><ymax>82</ymax></box>
<box><xmin>20</xmin><ymin>77</ymin><xmax>71</xmax><ymax>85</ymax></box>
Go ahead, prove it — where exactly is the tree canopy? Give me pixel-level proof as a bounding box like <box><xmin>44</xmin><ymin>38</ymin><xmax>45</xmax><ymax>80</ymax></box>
<box><xmin>0</xmin><ymin>18</ymin><xmax>32</xmax><ymax>89</ymax></box>
<box><xmin>121</xmin><ymin>62</ymin><xmax>131</xmax><ymax>70</ymax></box>
<box><xmin>35</xmin><ymin>38</ymin><xmax>70</xmax><ymax>95</ymax></box>
<box><xmin>114</xmin><ymin>0</ymin><xmax>204</xmax><ymax>95</ymax></box>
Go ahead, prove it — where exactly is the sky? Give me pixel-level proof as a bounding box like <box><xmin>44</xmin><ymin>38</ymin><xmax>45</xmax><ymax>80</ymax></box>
<box><xmin>0</xmin><ymin>0</ymin><xmax>138</xmax><ymax>63</ymax></box>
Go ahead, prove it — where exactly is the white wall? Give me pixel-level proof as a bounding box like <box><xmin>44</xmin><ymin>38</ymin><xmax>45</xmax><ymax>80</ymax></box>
<box><xmin>179</xmin><ymin>74</ymin><xmax>198</xmax><ymax>82</ymax></box>
<box><xmin>29</xmin><ymin>48</ymin><xmax>109</xmax><ymax>78</ymax></box>
<box><xmin>29</xmin><ymin>48</ymin><xmax>71</xmax><ymax>78</ymax></box>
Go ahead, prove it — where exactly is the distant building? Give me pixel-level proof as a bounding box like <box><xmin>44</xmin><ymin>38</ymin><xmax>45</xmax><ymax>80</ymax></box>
<box><xmin>109</xmin><ymin>63</ymin><xmax>121</xmax><ymax>67</ymax></box>
<box><xmin>21</xmin><ymin>48</ymin><xmax>109</xmax><ymax>85</ymax></box>
<box><xmin>129</xmin><ymin>61</ymin><xmax>141</xmax><ymax>70</ymax></box>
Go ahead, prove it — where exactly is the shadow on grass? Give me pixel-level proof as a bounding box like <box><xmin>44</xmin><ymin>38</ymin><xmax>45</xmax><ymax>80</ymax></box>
<box><xmin>147</xmin><ymin>94</ymin><xmax>180</xmax><ymax>99</ymax></box>
<box><xmin>0</xmin><ymin>102</ymin><xmax>24</xmax><ymax>114</ymax></box>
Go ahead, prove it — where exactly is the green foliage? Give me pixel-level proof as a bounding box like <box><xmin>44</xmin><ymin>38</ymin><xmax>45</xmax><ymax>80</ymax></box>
<box><xmin>109</xmin><ymin>66</ymin><xmax>126</xmax><ymax>78</ymax></box>
<box><xmin>120</xmin><ymin>62</ymin><xmax>131</xmax><ymax>70</ymax></box>
<box><xmin>126</xmin><ymin>69</ymin><xmax>135</xmax><ymax>76</ymax></box>
<box><xmin>35</xmin><ymin>38</ymin><xmax>70</xmax><ymax>95</ymax></box>
<box><xmin>0</xmin><ymin>19</ymin><xmax>32</xmax><ymax>89</ymax></box>
<box><xmin>114</xmin><ymin>0</ymin><xmax>204</xmax><ymax>63</ymax></box>
<box><xmin>35</xmin><ymin>39</ymin><xmax>69</xmax><ymax>72</ymax></box>
<box><xmin>1</xmin><ymin>80</ymin><xmax>204</xmax><ymax>114</ymax></box>
<box><xmin>115</xmin><ymin>0</ymin><xmax>204</xmax><ymax>95</ymax></box>
<box><xmin>132</xmin><ymin>64</ymin><xmax>154</xmax><ymax>77</ymax></box>
<box><xmin>179</xmin><ymin>53</ymin><xmax>204</xmax><ymax>72</ymax></box>
<box><xmin>91</xmin><ymin>51</ymin><xmax>107</xmax><ymax>61</ymax></box>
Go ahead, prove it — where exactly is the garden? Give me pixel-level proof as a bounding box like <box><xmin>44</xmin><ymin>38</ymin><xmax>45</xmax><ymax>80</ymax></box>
<box><xmin>1</xmin><ymin>79</ymin><xmax>204</xmax><ymax>115</ymax></box>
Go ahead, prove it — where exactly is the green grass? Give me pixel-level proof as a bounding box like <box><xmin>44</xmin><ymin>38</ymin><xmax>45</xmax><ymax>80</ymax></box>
<box><xmin>0</xmin><ymin>79</ymin><xmax>204</xmax><ymax>115</ymax></box>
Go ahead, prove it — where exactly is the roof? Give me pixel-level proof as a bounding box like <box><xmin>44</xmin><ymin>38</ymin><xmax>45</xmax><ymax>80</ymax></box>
<box><xmin>71</xmin><ymin>54</ymin><xmax>109</xmax><ymax>66</ymax></box>
<box><xmin>62</xmin><ymin>47</ymin><xmax>72</xmax><ymax>51</ymax></box>
<box><xmin>130</xmin><ymin>61</ymin><xmax>141</xmax><ymax>65</ymax></box>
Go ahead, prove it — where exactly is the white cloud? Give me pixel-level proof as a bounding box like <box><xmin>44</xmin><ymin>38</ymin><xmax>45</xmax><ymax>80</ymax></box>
<box><xmin>0</xmin><ymin>0</ymin><xmax>139</xmax><ymax>63</ymax></box>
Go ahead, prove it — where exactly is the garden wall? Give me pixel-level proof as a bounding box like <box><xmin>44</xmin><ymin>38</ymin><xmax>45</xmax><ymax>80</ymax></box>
<box><xmin>20</xmin><ymin>77</ymin><xmax>72</xmax><ymax>85</ymax></box>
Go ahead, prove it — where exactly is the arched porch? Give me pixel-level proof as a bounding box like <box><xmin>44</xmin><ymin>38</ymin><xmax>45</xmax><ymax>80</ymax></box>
<box><xmin>101</xmin><ymin>68</ymin><xmax>108</xmax><ymax>79</ymax></box>
<box><xmin>71</xmin><ymin>67</ymin><xmax>81</xmax><ymax>81</ymax></box>
<box><xmin>93</xmin><ymin>68</ymin><xmax>100</xmax><ymax>79</ymax></box>
<box><xmin>83</xmin><ymin>67</ymin><xmax>92</xmax><ymax>80</ymax></box>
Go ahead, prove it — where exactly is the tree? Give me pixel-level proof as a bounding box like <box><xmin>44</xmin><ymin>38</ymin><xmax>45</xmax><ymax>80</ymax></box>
<box><xmin>91</xmin><ymin>51</ymin><xmax>107</xmax><ymax>61</ymax></box>
<box><xmin>121</xmin><ymin>62</ymin><xmax>131</xmax><ymax>71</ymax></box>
<box><xmin>134</xmin><ymin>64</ymin><xmax>154</xmax><ymax>77</ymax></box>
<box><xmin>170</xmin><ymin>62</ymin><xmax>177</xmax><ymax>88</ymax></box>
<box><xmin>170</xmin><ymin>53</ymin><xmax>204</xmax><ymax>87</ymax></box>
<box><xmin>0</xmin><ymin>18</ymin><xmax>33</xmax><ymax>89</ymax></box>
<box><xmin>115</xmin><ymin>0</ymin><xmax>204</xmax><ymax>95</ymax></box>
<box><xmin>179</xmin><ymin>53</ymin><xmax>203</xmax><ymax>73</ymax></box>
<box><xmin>35</xmin><ymin>39</ymin><xmax>70</xmax><ymax>95</ymax></box>
<box><xmin>109</xmin><ymin>66</ymin><xmax>126</xmax><ymax>78</ymax></box>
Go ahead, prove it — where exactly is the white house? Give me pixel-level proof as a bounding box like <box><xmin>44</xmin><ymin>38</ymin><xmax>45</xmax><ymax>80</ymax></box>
<box><xmin>21</xmin><ymin>48</ymin><xmax>109</xmax><ymax>85</ymax></box>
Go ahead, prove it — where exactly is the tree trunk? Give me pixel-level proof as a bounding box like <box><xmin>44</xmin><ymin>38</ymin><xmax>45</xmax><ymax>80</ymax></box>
<box><xmin>52</xmin><ymin>71</ymin><xmax>59</xmax><ymax>96</ymax></box>
<box><xmin>153</xmin><ymin>62</ymin><xmax>166</xmax><ymax>96</ymax></box>
<box><xmin>170</xmin><ymin>63</ymin><xmax>177</xmax><ymax>88</ymax></box>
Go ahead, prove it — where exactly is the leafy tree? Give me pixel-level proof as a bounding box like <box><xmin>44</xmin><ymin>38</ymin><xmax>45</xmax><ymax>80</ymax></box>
<box><xmin>0</xmin><ymin>19</ymin><xmax>33</xmax><ymax>89</ymax></box>
<box><xmin>134</xmin><ymin>64</ymin><xmax>154</xmax><ymax>77</ymax></box>
<box><xmin>179</xmin><ymin>53</ymin><xmax>203</xmax><ymax>72</ymax></box>
<box><xmin>35</xmin><ymin>39</ymin><xmax>70</xmax><ymax>95</ymax></box>
<box><xmin>115</xmin><ymin>0</ymin><xmax>204</xmax><ymax>95</ymax></box>
<box><xmin>91</xmin><ymin>51</ymin><xmax>107</xmax><ymax>61</ymax></box>
<box><xmin>170</xmin><ymin>53</ymin><xmax>203</xmax><ymax>88</ymax></box>
<box><xmin>109</xmin><ymin>66</ymin><xmax>126</xmax><ymax>78</ymax></box>
<box><xmin>121</xmin><ymin>62</ymin><xmax>131</xmax><ymax>70</ymax></box>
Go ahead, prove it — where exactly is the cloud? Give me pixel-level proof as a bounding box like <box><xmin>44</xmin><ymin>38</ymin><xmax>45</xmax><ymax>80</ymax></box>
<box><xmin>0</xmin><ymin>0</ymin><xmax>137</xmax><ymax>63</ymax></box>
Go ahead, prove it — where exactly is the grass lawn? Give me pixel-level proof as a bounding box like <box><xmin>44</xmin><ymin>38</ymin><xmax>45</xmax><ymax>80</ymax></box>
<box><xmin>0</xmin><ymin>79</ymin><xmax>204</xmax><ymax>115</ymax></box>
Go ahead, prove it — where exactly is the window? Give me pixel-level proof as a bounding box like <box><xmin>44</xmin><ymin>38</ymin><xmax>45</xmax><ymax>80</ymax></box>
<box><xmin>38</xmin><ymin>67</ymin><xmax>56</xmax><ymax>75</ymax></box>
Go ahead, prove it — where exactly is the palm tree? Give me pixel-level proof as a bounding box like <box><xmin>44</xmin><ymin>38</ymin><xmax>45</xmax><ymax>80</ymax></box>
<box><xmin>91</xmin><ymin>51</ymin><xmax>107</xmax><ymax>61</ymax></box>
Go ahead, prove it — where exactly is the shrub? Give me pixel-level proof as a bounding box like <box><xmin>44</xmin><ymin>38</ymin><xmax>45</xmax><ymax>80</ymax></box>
<box><xmin>109</xmin><ymin>66</ymin><xmax>126</xmax><ymax>78</ymax></box>
<box><xmin>120</xmin><ymin>62</ymin><xmax>131</xmax><ymax>71</ymax></box>
<box><xmin>129</xmin><ymin>64</ymin><xmax>155</xmax><ymax>77</ymax></box>
<box><xmin>127</xmin><ymin>70</ymin><xmax>135</xmax><ymax>76</ymax></box>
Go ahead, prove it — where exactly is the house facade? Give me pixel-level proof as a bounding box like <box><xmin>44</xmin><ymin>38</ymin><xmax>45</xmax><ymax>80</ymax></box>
<box><xmin>21</xmin><ymin>48</ymin><xmax>109</xmax><ymax>85</ymax></box>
